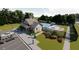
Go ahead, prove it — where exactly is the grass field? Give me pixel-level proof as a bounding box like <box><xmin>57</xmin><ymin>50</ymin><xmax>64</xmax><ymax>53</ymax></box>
<box><xmin>74</xmin><ymin>23</ymin><xmax>79</xmax><ymax>35</ymax></box>
<box><xmin>36</xmin><ymin>25</ymin><xmax>67</xmax><ymax>50</ymax></box>
<box><xmin>59</xmin><ymin>25</ymin><xmax>67</xmax><ymax>32</ymax></box>
<box><xmin>0</xmin><ymin>23</ymin><xmax>20</xmax><ymax>31</ymax></box>
<box><xmin>36</xmin><ymin>34</ymin><xmax>64</xmax><ymax>50</ymax></box>
<box><xmin>70</xmin><ymin>37</ymin><xmax>79</xmax><ymax>50</ymax></box>
<box><xmin>70</xmin><ymin>23</ymin><xmax>79</xmax><ymax>50</ymax></box>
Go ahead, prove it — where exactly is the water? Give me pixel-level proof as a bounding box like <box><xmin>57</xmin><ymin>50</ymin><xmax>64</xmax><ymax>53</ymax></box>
<box><xmin>41</xmin><ymin>23</ymin><xmax>61</xmax><ymax>31</ymax></box>
<box><xmin>41</xmin><ymin>23</ymin><xmax>50</xmax><ymax>27</ymax></box>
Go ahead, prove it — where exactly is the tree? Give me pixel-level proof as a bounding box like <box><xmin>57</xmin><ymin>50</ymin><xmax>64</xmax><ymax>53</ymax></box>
<box><xmin>0</xmin><ymin>8</ymin><xmax>35</xmax><ymax>25</ymax></box>
<box><xmin>38</xmin><ymin>15</ymin><xmax>51</xmax><ymax>23</ymax></box>
<box><xmin>38</xmin><ymin>15</ymin><xmax>46</xmax><ymax>22</ymax></box>
<box><xmin>61</xmin><ymin>14</ymin><xmax>68</xmax><ymax>25</ymax></box>
<box><xmin>49</xmin><ymin>16</ymin><xmax>53</xmax><ymax>23</ymax></box>
<box><xmin>67</xmin><ymin>14</ymin><xmax>75</xmax><ymax>25</ymax></box>
<box><xmin>14</xmin><ymin>10</ymin><xmax>24</xmax><ymax>22</ymax></box>
<box><xmin>52</xmin><ymin>14</ymin><xmax>62</xmax><ymax>24</ymax></box>
<box><xmin>24</xmin><ymin>12</ymin><xmax>34</xmax><ymax>19</ymax></box>
<box><xmin>1</xmin><ymin>8</ymin><xmax>9</xmax><ymax>24</ymax></box>
<box><xmin>75</xmin><ymin>14</ymin><xmax>79</xmax><ymax>21</ymax></box>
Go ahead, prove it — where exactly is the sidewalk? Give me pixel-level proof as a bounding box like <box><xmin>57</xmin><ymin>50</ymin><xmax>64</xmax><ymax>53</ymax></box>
<box><xmin>35</xmin><ymin>31</ymin><xmax>43</xmax><ymax>36</ymax></box>
<box><xmin>63</xmin><ymin>26</ymin><xmax>70</xmax><ymax>50</ymax></box>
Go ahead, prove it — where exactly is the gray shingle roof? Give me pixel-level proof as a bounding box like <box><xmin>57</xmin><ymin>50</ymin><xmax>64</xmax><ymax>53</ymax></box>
<box><xmin>31</xmin><ymin>22</ymin><xmax>39</xmax><ymax>29</ymax></box>
<box><xmin>25</xmin><ymin>18</ymin><xmax>38</xmax><ymax>26</ymax></box>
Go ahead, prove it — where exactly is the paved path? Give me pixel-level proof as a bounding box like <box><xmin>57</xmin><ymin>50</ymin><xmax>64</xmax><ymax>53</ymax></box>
<box><xmin>13</xmin><ymin>30</ymin><xmax>41</xmax><ymax>50</ymax></box>
<box><xmin>76</xmin><ymin>21</ymin><xmax>79</xmax><ymax>24</ymax></box>
<box><xmin>63</xmin><ymin>26</ymin><xmax>70</xmax><ymax>50</ymax></box>
<box><xmin>35</xmin><ymin>31</ymin><xmax>43</xmax><ymax>36</ymax></box>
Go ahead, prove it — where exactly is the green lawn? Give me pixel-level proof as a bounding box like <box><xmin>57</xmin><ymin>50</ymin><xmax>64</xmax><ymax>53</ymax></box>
<box><xmin>36</xmin><ymin>34</ymin><xmax>64</xmax><ymax>50</ymax></box>
<box><xmin>70</xmin><ymin>23</ymin><xmax>79</xmax><ymax>50</ymax></box>
<box><xmin>70</xmin><ymin>37</ymin><xmax>79</xmax><ymax>50</ymax></box>
<box><xmin>36</xmin><ymin>25</ymin><xmax>67</xmax><ymax>50</ymax></box>
<box><xmin>59</xmin><ymin>25</ymin><xmax>67</xmax><ymax>32</ymax></box>
<box><xmin>75</xmin><ymin>23</ymin><xmax>79</xmax><ymax>35</ymax></box>
<box><xmin>0</xmin><ymin>23</ymin><xmax>20</xmax><ymax>31</ymax></box>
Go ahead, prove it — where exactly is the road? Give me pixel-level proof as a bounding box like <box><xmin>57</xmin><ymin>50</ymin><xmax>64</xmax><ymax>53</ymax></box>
<box><xmin>0</xmin><ymin>34</ymin><xmax>29</xmax><ymax>50</ymax></box>
<box><xmin>63</xmin><ymin>26</ymin><xmax>70</xmax><ymax>50</ymax></box>
<box><xmin>14</xmin><ymin>30</ymin><xmax>41</xmax><ymax>50</ymax></box>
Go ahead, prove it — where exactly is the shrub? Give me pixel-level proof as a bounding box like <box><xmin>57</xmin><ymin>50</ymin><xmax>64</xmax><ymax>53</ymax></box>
<box><xmin>56</xmin><ymin>31</ymin><xmax>65</xmax><ymax>38</ymax></box>
<box><xmin>57</xmin><ymin>37</ymin><xmax>62</xmax><ymax>43</ymax></box>
<box><xmin>70</xmin><ymin>25</ymin><xmax>78</xmax><ymax>42</ymax></box>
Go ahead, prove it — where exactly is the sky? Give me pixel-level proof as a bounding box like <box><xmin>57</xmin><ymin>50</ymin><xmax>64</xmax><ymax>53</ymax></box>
<box><xmin>1</xmin><ymin>8</ymin><xmax>79</xmax><ymax>17</ymax></box>
<box><xmin>9</xmin><ymin>8</ymin><xmax>50</xmax><ymax>17</ymax></box>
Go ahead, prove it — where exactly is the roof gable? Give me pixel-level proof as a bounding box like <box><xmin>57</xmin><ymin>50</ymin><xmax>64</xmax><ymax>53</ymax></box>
<box><xmin>25</xmin><ymin>18</ymin><xmax>38</xmax><ymax>25</ymax></box>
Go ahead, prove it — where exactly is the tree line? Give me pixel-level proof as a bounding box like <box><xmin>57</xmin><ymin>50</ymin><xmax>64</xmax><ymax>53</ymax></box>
<box><xmin>38</xmin><ymin>14</ymin><xmax>77</xmax><ymax>25</ymax></box>
<box><xmin>0</xmin><ymin>8</ymin><xmax>33</xmax><ymax>25</ymax></box>
<box><xmin>0</xmin><ymin>8</ymin><xmax>79</xmax><ymax>25</ymax></box>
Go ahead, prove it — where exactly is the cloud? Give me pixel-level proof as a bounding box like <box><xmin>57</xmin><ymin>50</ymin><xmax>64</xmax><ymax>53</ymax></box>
<box><xmin>48</xmin><ymin>8</ymin><xmax>79</xmax><ymax>16</ymax></box>
<box><xmin>1</xmin><ymin>8</ymin><xmax>79</xmax><ymax>17</ymax></box>
<box><xmin>9</xmin><ymin>8</ymin><xmax>79</xmax><ymax>16</ymax></box>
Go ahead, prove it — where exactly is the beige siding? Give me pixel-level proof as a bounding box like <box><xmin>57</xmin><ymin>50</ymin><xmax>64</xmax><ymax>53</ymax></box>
<box><xmin>34</xmin><ymin>25</ymin><xmax>42</xmax><ymax>33</ymax></box>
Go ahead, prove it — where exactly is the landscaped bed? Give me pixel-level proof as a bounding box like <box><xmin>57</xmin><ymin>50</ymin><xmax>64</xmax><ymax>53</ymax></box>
<box><xmin>36</xmin><ymin>25</ymin><xmax>67</xmax><ymax>50</ymax></box>
<box><xmin>0</xmin><ymin>23</ymin><xmax>20</xmax><ymax>31</ymax></box>
<box><xmin>70</xmin><ymin>23</ymin><xmax>79</xmax><ymax>50</ymax></box>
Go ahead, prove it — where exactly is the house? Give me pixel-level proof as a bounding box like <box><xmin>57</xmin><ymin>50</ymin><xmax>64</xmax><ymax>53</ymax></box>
<box><xmin>21</xmin><ymin>18</ymin><xmax>42</xmax><ymax>34</ymax></box>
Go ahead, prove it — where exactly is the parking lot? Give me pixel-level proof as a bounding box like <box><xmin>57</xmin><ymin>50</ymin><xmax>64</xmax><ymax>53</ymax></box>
<box><xmin>0</xmin><ymin>32</ymin><xmax>29</xmax><ymax>50</ymax></box>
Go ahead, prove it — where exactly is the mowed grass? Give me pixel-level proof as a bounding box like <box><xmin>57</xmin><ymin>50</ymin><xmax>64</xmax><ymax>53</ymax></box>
<box><xmin>0</xmin><ymin>23</ymin><xmax>20</xmax><ymax>31</ymax></box>
<box><xmin>70</xmin><ymin>23</ymin><xmax>79</xmax><ymax>50</ymax></box>
<box><xmin>70</xmin><ymin>37</ymin><xmax>79</xmax><ymax>50</ymax></box>
<box><xmin>59</xmin><ymin>25</ymin><xmax>67</xmax><ymax>32</ymax></box>
<box><xmin>36</xmin><ymin>25</ymin><xmax>67</xmax><ymax>50</ymax></box>
<box><xmin>75</xmin><ymin>23</ymin><xmax>79</xmax><ymax>35</ymax></box>
<box><xmin>36</xmin><ymin>34</ymin><xmax>64</xmax><ymax>50</ymax></box>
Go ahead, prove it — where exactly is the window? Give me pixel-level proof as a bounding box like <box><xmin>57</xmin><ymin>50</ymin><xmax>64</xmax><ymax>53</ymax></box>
<box><xmin>36</xmin><ymin>28</ymin><xmax>38</xmax><ymax>30</ymax></box>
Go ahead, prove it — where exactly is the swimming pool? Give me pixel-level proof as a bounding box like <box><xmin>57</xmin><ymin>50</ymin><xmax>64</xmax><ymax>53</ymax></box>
<box><xmin>40</xmin><ymin>23</ymin><xmax>63</xmax><ymax>31</ymax></box>
<box><xmin>40</xmin><ymin>23</ymin><xmax>50</xmax><ymax>27</ymax></box>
